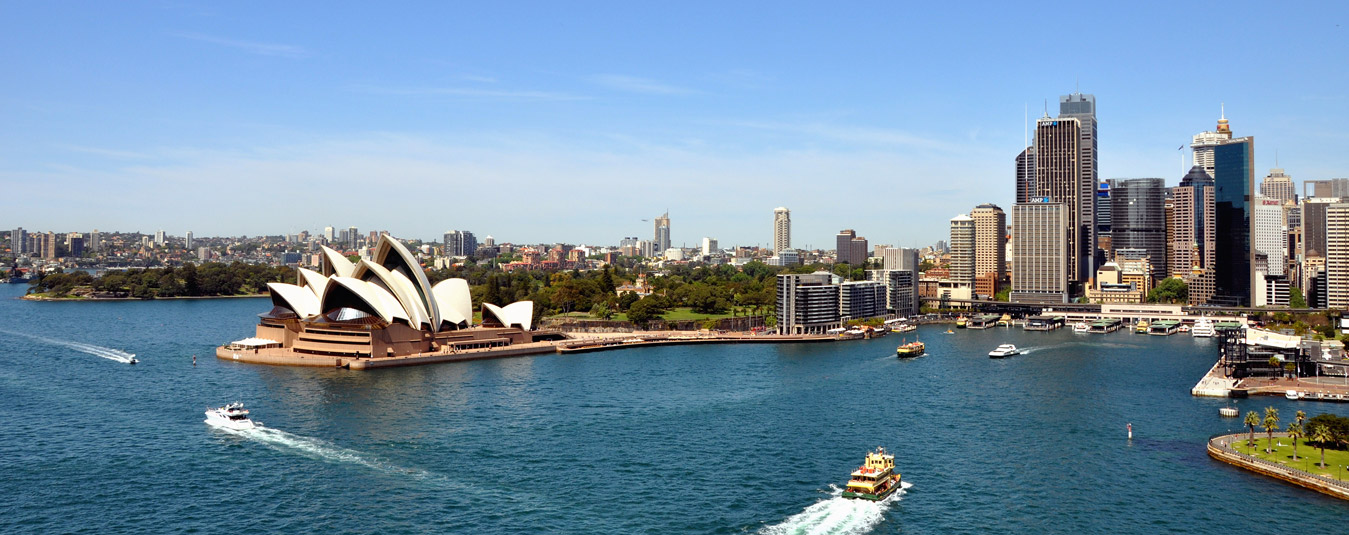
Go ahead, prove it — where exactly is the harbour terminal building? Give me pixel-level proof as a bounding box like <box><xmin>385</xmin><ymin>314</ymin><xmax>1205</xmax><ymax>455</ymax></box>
<box><xmin>219</xmin><ymin>235</ymin><xmax>548</xmax><ymax>366</ymax></box>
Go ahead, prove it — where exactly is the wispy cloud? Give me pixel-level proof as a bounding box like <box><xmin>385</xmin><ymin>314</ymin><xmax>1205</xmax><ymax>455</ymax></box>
<box><xmin>589</xmin><ymin>74</ymin><xmax>698</xmax><ymax>95</ymax></box>
<box><xmin>60</xmin><ymin>145</ymin><xmax>152</xmax><ymax>160</ymax></box>
<box><xmin>172</xmin><ymin>32</ymin><xmax>310</xmax><ymax>59</ymax></box>
<box><xmin>348</xmin><ymin>84</ymin><xmax>586</xmax><ymax>102</ymax></box>
<box><xmin>724</xmin><ymin>120</ymin><xmax>962</xmax><ymax>152</ymax></box>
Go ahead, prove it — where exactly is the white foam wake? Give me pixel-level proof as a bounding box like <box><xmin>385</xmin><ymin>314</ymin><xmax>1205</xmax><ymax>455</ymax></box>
<box><xmin>211</xmin><ymin>423</ymin><xmax>434</xmax><ymax>478</ymax></box>
<box><xmin>761</xmin><ymin>482</ymin><xmax>911</xmax><ymax>535</ymax></box>
<box><xmin>0</xmin><ymin>330</ymin><xmax>137</xmax><ymax>363</ymax></box>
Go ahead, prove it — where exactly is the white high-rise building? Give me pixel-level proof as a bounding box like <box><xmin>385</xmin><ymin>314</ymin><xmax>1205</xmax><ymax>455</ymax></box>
<box><xmin>701</xmin><ymin>237</ymin><xmax>718</xmax><ymax>256</ymax></box>
<box><xmin>1191</xmin><ymin>107</ymin><xmax>1233</xmax><ymax>178</ymax></box>
<box><xmin>949</xmin><ymin>214</ymin><xmax>975</xmax><ymax>284</ymax></box>
<box><xmin>773</xmin><ymin>207</ymin><xmax>791</xmax><ymax>253</ymax></box>
<box><xmin>1253</xmin><ymin>197</ymin><xmax>1286</xmax><ymax>277</ymax></box>
<box><xmin>154</xmin><ymin>230</ymin><xmax>166</xmax><ymax>246</ymax></box>
<box><xmin>1324</xmin><ymin>203</ymin><xmax>1349</xmax><ymax>308</ymax></box>
<box><xmin>185</xmin><ymin>231</ymin><xmax>194</xmax><ymax>251</ymax></box>
<box><xmin>324</xmin><ymin>226</ymin><xmax>335</xmax><ymax>242</ymax></box>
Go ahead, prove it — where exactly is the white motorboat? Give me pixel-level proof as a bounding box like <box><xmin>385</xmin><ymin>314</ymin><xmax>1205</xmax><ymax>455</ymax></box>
<box><xmin>205</xmin><ymin>402</ymin><xmax>256</xmax><ymax>430</ymax></box>
<box><xmin>1072</xmin><ymin>322</ymin><xmax>1089</xmax><ymax>333</ymax></box>
<box><xmin>1191</xmin><ymin>319</ymin><xmax>1215</xmax><ymax>338</ymax></box>
<box><xmin>1286</xmin><ymin>390</ymin><xmax>1302</xmax><ymax>400</ymax></box>
<box><xmin>128</xmin><ymin>356</ymin><xmax>138</xmax><ymax>365</ymax></box>
<box><xmin>988</xmin><ymin>344</ymin><xmax>1021</xmax><ymax>358</ymax></box>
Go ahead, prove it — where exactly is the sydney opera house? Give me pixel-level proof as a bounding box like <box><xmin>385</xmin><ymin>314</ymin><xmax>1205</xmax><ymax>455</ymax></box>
<box><xmin>218</xmin><ymin>234</ymin><xmax>555</xmax><ymax>367</ymax></box>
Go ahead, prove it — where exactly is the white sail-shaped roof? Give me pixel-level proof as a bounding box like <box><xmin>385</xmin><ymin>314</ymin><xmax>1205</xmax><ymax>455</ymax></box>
<box><xmin>482</xmin><ymin>301</ymin><xmax>534</xmax><ymax>330</ymax></box>
<box><xmin>321</xmin><ymin>276</ymin><xmax>409</xmax><ymax>324</ymax></box>
<box><xmin>353</xmin><ymin>260</ymin><xmax>432</xmax><ymax>331</ymax></box>
<box><xmin>298</xmin><ymin>268</ymin><xmax>329</xmax><ymax>299</ymax></box>
<box><xmin>431</xmin><ymin>278</ymin><xmax>472</xmax><ymax>328</ymax></box>
<box><xmin>372</xmin><ymin>235</ymin><xmax>439</xmax><ymax>330</ymax></box>
<box><xmin>320</xmin><ymin>246</ymin><xmax>356</xmax><ymax>278</ymax></box>
<box><xmin>267</xmin><ymin>282</ymin><xmax>321</xmax><ymax>318</ymax></box>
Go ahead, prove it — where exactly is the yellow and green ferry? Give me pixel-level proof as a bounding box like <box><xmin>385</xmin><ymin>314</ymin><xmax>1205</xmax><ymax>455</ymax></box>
<box><xmin>895</xmin><ymin>340</ymin><xmax>925</xmax><ymax>358</ymax></box>
<box><xmin>841</xmin><ymin>447</ymin><xmax>902</xmax><ymax>501</ymax></box>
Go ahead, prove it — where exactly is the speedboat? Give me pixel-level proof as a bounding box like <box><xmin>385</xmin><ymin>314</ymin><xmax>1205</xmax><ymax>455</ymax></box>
<box><xmin>205</xmin><ymin>402</ymin><xmax>256</xmax><ymax>430</ymax></box>
<box><xmin>128</xmin><ymin>356</ymin><xmax>138</xmax><ymax>365</ymax></box>
<box><xmin>988</xmin><ymin>344</ymin><xmax>1020</xmax><ymax>358</ymax></box>
<box><xmin>1286</xmin><ymin>390</ymin><xmax>1302</xmax><ymax>400</ymax></box>
<box><xmin>842</xmin><ymin>447</ymin><xmax>902</xmax><ymax>501</ymax></box>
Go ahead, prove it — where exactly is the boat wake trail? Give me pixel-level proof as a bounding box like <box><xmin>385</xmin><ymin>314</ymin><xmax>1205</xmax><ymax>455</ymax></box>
<box><xmin>0</xmin><ymin>330</ymin><xmax>137</xmax><ymax>363</ymax></box>
<box><xmin>761</xmin><ymin>482</ymin><xmax>912</xmax><ymax>535</ymax></box>
<box><xmin>216</xmin><ymin>425</ymin><xmax>435</xmax><ymax>479</ymax></box>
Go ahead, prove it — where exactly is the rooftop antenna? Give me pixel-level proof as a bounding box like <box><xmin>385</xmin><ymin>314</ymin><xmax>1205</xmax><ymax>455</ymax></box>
<box><xmin>1043</xmin><ymin>99</ymin><xmax>1049</xmax><ymax>118</ymax></box>
<box><xmin>1221</xmin><ymin>102</ymin><xmax>1226</xmax><ymax>120</ymax></box>
<box><xmin>1024</xmin><ymin>103</ymin><xmax>1028</xmax><ymax>149</ymax></box>
<box><xmin>1275</xmin><ymin>148</ymin><xmax>1279</xmax><ymax>167</ymax></box>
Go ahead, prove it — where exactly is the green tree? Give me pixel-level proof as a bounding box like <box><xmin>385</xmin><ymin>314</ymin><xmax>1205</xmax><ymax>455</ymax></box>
<box><xmin>482</xmin><ymin>274</ymin><xmax>502</xmax><ymax>306</ymax></box>
<box><xmin>599</xmin><ymin>266</ymin><xmax>615</xmax><ymax>295</ymax></box>
<box><xmin>617</xmin><ymin>291</ymin><xmax>640</xmax><ymax>311</ymax></box>
<box><xmin>626</xmin><ymin>296</ymin><xmax>665</xmax><ymax>325</ymax></box>
<box><xmin>1263</xmin><ymin>407</ymin><xmax>1279</xmax><ymax>454</ymax></box>
<box><xmin>1147</xmin><ymin>277</ymin><xmax>1188</xmax><ymax>303</ymax></box>
<box><xmin>1287</xmin><ymin>421</ymin><xmax>1304</xmax><ymax>461</ymax></box>
<box><xmin>589</xmin><ymin>302</ymin><xmax>612</xmax><ymax>320</ymax></box>
<box><xmin>1310</xmin><ymin>422</ymin><xmax>1333</xmax><ymax>469</ymax></box>
<box><xmin>1244</xmin><ymin>411</ymin><xmax>1260</xmax><ymax>449</ymax></box>
<box><xmin>1289</xmin><ymin>287</ymin><xmax>1307</xmax><ymax>308</ymax></box>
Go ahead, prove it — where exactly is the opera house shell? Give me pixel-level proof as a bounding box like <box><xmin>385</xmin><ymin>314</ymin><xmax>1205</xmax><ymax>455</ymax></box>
<box><xmin>241</xmin><ymin>234</ymin><xmax>540</xmax><ymax>361</ymax></box>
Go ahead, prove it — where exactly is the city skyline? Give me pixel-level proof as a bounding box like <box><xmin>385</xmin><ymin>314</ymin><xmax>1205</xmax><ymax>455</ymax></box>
<box><xmin>2</xmin><ymin>3</ymin><xmax>1347</xmax><ymax>248</ymax></box>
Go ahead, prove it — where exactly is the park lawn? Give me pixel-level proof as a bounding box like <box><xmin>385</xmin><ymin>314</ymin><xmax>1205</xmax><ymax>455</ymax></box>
<box><xmin>1230</xmin><ymin>436</ymin><xmax>1349</xmax><ymax>481</ymax></box>
<box><xmin>608</xmin><ymin>307</ymin><xmax>737</xmax><ymax>323</ymax></box>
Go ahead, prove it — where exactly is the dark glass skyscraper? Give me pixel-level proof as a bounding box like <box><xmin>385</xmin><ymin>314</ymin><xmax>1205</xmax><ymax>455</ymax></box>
<box><xmin>1109</xmin><ymin>178</ymin><xmax>1167</xmax><ymax>281</ymax></box>
<box><xmin>1212</xmin><ymin>137</ymin><xmax>1255</xmax><ymax>306</ymax></box>
<box><xmin>1015</xmin><ymin>147</ymin><xmax>1036</xmax><ymax>203</ymax></box>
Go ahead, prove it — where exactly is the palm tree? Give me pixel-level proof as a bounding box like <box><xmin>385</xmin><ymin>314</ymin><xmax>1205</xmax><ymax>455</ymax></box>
<box><xmin>1310</xmin><ymin>422</ymin><xmax>1333</xmax><ymax>469</ymax></box>
<box><xmin>1287</xmin><ymin>422</ymin><xmax>1304</xmax><ymax>461</ymax></box>
<box><xmin>1263</xmin><ymin>407</ymin><xmax>1280</xmax><ymax>454</ymax></box>
<box><xmin>1244</xmin><ymin>411</ymin><xmax>1261</xmax><ymax>449</ymax></box>
<box><xmin>1268</xmin><ymin>356</ymin><xmax>1282</xmax><ymax>378</ymax></box>
<box><xmin>1296</xmin><ymin>410</ymin><xmax>1306</xmax><ymax>426</ymax></box>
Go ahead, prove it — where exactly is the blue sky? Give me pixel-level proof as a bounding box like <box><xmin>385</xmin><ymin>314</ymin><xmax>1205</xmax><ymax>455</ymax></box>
<box><xmin>2</xmin><ymin>2</ymin><xmax>1346</xmax><ymax>249</ymax></box>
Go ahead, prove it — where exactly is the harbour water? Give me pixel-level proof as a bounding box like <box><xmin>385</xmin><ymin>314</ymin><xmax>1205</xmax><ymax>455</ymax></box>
<box><xmin>2</xmin><ymin>282</ymin><xmax>1348</xmax><ymax>534</ymax></box>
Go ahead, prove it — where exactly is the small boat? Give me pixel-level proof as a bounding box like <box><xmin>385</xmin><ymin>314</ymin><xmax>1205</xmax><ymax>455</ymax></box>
<box><xmin>1135</xmin><ymin>320</ymin><xmax>1150</xmax><ymax>334</ymax></box>
<box><xmin>895</xmin><ymin>340</ymin><xmax>925</xmax><ymax>358</ymax></box>
<box><xmin>128</xmin><ymin>356</ymin><xmax>138</xmax><ymax>365</ymax></box>
<box><xmin>1219</xmin><ymin>407</ymin><xmax>1239</xmax><ymax>417</ymax></box>
<box><xmin>1286</xmin><ymin>390</ymin><xmax>1302</xmax><ymax>400</ymax></box>
<box><xmin>1072</xmin><ymin>322</ymin><xmax>1089</xmax><ymax>333</ymax></box>
<box><xmin>1191</xmin><ymin>319</ymin><xmax>1215</xmax><ymax>338</ymax></box>
<box><xmin>842</xmin><ymin>447</ymin><xmax>902</xmax><ymax>501</ymax></box>
<box><xmin>944</xmin><ymin>328</ymin><xmax>955</xmax><ymax>334</ymax></box>
<box><xmin>204</xmin><ymin>402</ymin><xmax>256</xmax><ymax>430</ymax></box>
<box><xmin>1177</xmin><ymin>325</ymin><xmax>1191</xmax><ymax>333</ymax></box>
<box><xmin>988</xmin><ymin>344</ymin><xmax>1020</xmax><ymax>358</ymax></box>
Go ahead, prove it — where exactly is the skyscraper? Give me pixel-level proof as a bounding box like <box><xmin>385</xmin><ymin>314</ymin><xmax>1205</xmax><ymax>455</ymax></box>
<box><xmin>1169</xmin><ymin>166</ymin><xmax>1216</xmax><ymax>304</ymax></box>
<box><xmin>1096</xmin><ymin>180</ymin><xmax>1112</xmax><ymax>255</ymax></box>
<box><xmin>1034</xmin><ymin>114</ymin><xmax>1092</xmax><ymax>291</ymax></box>
<box><xmin>835</xmin><ymin>230</ymin><xmax>868</xmax><ymax>266</ymax></box>
<box><xmin>971</xmin><ymin>203</ymin><xmax>1007</xmax><ymax>285</ymax></box>
<box><xmin>1059</xmin><ymin>92</ymin><xmax>1099</xmax><ymax>283</ymax></box>
<box><xmin>1191</xmin><ymin>109</ymin><xmax>1233</xmax><ymax>178</ymax></box>
<box><xmin>653</xmin><ymin>212</ymin><xmax>671</xmax><ymax>253</ymax></box>
<box><xmin>324</xmin><ymin>226</ymin><xmax>335</xmax><ymax>242</ymax></box>
<box><xmin>347</xmin><ymin>226</ymin><xmax>359</xmax><ymax>247</ymax></box>
<box><xmin>1212</xmin><ymin>136</ymin><xmax>1256</xmax><ymax>306</ymax></box>
<box><xmin>1253</xmin><ymin>197</ymin><xmax>1286</xmax><ymax>277</ymax></box>
<box><xmin>10</xmin><ymin>227</ymin><xmax>26</xmax><ymax>254</ymax></box>
<box><xmin>949</xmin><ymin>214</ymin><xmax>975</xmax><ymax>284</ymax></box>
<box><xmin>1325</xmin><ymin>203</ymin><xmax>1349</xmax><ymax>308</ymax></box>
<box><xmin>773</xmin><ymin>207</ymin><xmax>791</xmax><ymax>253</ymax></box>
<box><xmin>1015</xmin><ymin>147</ymin><xmax>1036</xmax><ymax>204</ymax></box>
<box><xmin>154</xmin><ymin>230</ymin><xmax>166</xmax><ymax>246</ymax></box>
<box><xmin>443</xmin><ymin>230</ymin><xmax>477</xmax><ymax>257</ymax></box>
<box><xmin>1011</xmin><ymin>202</ymin><xmax>1069</xmax><ymax>304</ymax></box>
<box><xmin>1110</xmin><ymin>178</ymin><xmax>1167</xmax><ymax>283</ymax></box>
<box><xmin>1260</xmin><ymin>168</ymin><xmax>1295</xmax><ymax>203</ymax></box>
<box><xmin>701</xmin><ymin>237</ymin><xmax>718</xmax><ymax>256</ymax></box>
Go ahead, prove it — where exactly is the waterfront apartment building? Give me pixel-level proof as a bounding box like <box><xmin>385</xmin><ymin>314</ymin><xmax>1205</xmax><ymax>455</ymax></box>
<box><xmin>1324</xmin><ymin>203</ymin><xmax>1349</xmax><ymax>308</ymax></box>
<box><xmin>1212</xmin><ymin>136</ymin><xmax>1256</xmax><ymax>306</ymax></box>
<box><xmin>1011</xmin><ymin>202</ymin><xmax>1069</xmax><ymax>304</ymax></box>
<box><xmin>653</xmin><ymin>213</ymin><xmax>671</xmax><ymax>254</ymax></box>
<box><xmin>776</xmin><ymin>273</ymin><xmax>842</xmax><ymax>335</ymax></box>
<box><xmin>840</xmin><ymin>281</ymin><xmax>888</xmax><ymax>321</ymax></box>
<box><xmin>773</xmin><ymin>207</ymin><xmax>791</xmax><ymax>253</ymax></box>
<box><xmin>1110</xmin><ymin>178</ymin><xmax>1167</xmax><ymax>283</ymax></box>
<box><xmin>971</xmin><ymin>204</ymin><xmax>1007</xmax><ymax>289</ymax></box>
<box><xmin>948</xmin><ymin>214</ymin><xmax>975</xmax><ymax>285</ymax></box>
<box><xmin>868</xmin><ymin>267</ymin><xmax>919</xmax><ymax>317</ymax></box>
<box><xmin>1260</xmin><ymin>168</ymin><xmax>1295</xmax><ymax>203</ymax></box>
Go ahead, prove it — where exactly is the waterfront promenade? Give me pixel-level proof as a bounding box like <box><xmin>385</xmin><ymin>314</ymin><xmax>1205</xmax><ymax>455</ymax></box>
<box><xmin>1191</xmin><ymin>359</ymin><xmax>1349</xmax><ymax>400</ymax></box>
<box><xmin>216</xmin><ymin>330</ymin><xmax>836</xmax><ymax>369</ymax></box>
<box><xmin>1208</xmin><ymin>433</ymin><xmax>1349</xmax><ymax>500</ymax></box>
